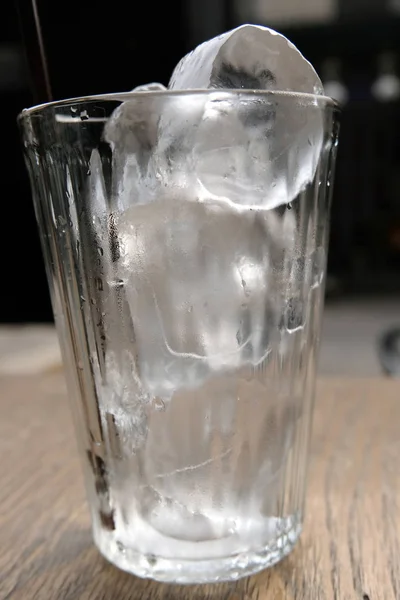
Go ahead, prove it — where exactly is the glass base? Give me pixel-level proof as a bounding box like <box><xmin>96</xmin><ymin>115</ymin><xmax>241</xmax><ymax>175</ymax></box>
<box><xmin>94</xmin><ymin>519</ymin><xmax>302</xmax><ymax>584</ymax></box>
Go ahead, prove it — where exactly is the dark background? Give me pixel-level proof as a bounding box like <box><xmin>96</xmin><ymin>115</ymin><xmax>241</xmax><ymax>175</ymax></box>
<box><xmin>2</xmin><ymin>0</ymin><xmax>400</xmax><ymax>322</ymax></box>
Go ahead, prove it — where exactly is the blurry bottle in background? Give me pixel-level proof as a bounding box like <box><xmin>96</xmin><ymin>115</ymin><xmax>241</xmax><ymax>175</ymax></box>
<box><xmin>371</xmin><ymin>53</ymin><xmax>400</xmax><ymax>102</ymax></box>
<box><xmin>321</xmin><ymin>58</ymin><xmax>349</xmax><ymax>105</ymax></box>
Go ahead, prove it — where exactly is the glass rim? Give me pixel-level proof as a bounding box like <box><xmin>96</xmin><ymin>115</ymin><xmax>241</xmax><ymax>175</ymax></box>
<box><xmin>18</xmin><ymin>89</ymin><xmax>340</xmax><ymax>120</ymax></box>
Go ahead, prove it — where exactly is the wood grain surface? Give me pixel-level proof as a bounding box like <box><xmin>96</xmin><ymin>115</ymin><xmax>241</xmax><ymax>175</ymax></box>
<box><xmin>1</xmin><ymin>375</ymin><xmax>399</xmax><ymax>600</ymax></box>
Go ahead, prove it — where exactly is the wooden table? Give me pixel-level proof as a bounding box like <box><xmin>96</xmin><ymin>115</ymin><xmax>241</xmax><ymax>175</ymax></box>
<box><xmin>1</xmin><ymin>375</ymin><xmax>399</xmax><ymax>599</ymax></box>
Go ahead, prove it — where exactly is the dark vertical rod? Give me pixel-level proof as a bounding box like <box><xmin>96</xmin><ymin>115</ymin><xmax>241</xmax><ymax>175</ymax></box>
<box><xmin>15</xmin><ymin>0</ymin><xmax>52</xmax><ymax>103</ymax></box>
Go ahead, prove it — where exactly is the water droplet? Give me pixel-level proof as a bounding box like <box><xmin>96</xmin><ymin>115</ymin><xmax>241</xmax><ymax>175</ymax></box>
<box><xmin>116</xmin><ymin>541</ymin><xmax>126</xmax><ymax>554</ymax></box>
<box><xmin>77</xmin><ymin>360</ymin><xmax>84</xmax><ymax>370</ymax></box>
<box><xmin>80</xmin><ymin>109</ymin><xmax>89</xmax><ymax>121</ymax></box>
<box><xmin>80</xmin><ymin>295</ymin><xmax>86</xmax><ymax>303</ymax></box>
<box><xmin>90</xmin><ymin>297</ymin><xmax>97</xmax><ymax>305</ymax></box>
<box><xmin>58</xmin><ymin>215</ymin><xmax>67</xmax><ymax>227</ymax></box>
<box><xmin>98</xmin><ymin>247</ymin><xmax>104</xmax><ymax>256</ymax></box>
<box><xmin>287</xmin><ymin>202</ymin><xmax>292</xmax><ymax>210</ymax></box>
<box><xmin>153</xmin><ymin>397</ymin><xmax>165</xmax><ymax>412</ymax></box>
<box><xmin>95</xmin><ymin>277</ymin><xmax>103</xmax><ymax>292</ymax></box>
<box><xmin>71</xmin><ymin>106</ymin><xmax>77</xmax><ymax>114</ymax></box>
<box><xmin>86</xmin><ymin>167</ymin><xmax>91</xmax><ymax>176</ymax></box>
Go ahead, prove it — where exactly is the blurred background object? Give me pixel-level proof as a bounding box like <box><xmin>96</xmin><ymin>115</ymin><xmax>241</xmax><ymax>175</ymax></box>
<box><xmin>1</xmin><ymin>0</ymin><xmax>399</xmax><ymax>375</ymax></box>
<box><xmin>378</xmin><ymin>326</ymin><xmax>400</xmax><ymax>376</ymax></box>
<box><xmin>235</xmin><ymin>0</ymin><xmax>337</xmax><ymax>27</ymax></box>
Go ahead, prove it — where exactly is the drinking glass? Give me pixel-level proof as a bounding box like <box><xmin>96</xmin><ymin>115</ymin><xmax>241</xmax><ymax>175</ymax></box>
<box><xmin>19</xmin><ymin>91</ymin><xmax>339</xmax><ymax>584</ymax></box>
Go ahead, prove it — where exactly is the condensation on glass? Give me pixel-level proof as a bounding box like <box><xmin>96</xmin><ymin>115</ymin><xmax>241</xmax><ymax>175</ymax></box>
<box><xmin>19</xmin><ymin>91</ymin><xmax>339</xmax><ymax>584</ymax></box>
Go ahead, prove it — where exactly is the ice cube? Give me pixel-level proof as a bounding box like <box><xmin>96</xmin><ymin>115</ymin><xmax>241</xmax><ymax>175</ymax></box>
<box><xmin>196</xmin><ymin>91</ymin><xmax>322</xmax><ymax>209</ymax></box>
<box><xmin>104</xmin><ymin>83</ymin><xmax>166</xmax><ymax>153</ymax></box>
<box><xmin>103</xmin><ymin>83</ymin><xmax>166</xmax><ymax>210</ymax></box>
<box><xmin>152</xmin><ymin>93</ymin><xmax>208</xmax><ymax>190</ymax></box>
<box><xmin>165</xmin><ymin>25</ymin><xmax>324</xmax><ymax>209</ymax></box>
<box><xmin>169</xmin><ymin>24</ymin><xmax>323</xmax><ymax>95</ymax></box>
<box><xmin>117</xmin><ymin>189</ymin><xmax>282</xmax><ymax>399</ymax></box>
<box><xmin>133</xmin><ymin>82</ymin><xmax>166</xmax><ymax>92</ymax></box>
<box><xmin>156</xmin><ymin>89</ymin><xmax>323</xmax><ymax>210</ymax></box>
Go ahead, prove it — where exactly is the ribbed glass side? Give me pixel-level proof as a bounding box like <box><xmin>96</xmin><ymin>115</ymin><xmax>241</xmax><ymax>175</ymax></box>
<box><xmin>20</xmin><ymin>93</ymin><xmax>339</xmax><ymax>583</ymax></box>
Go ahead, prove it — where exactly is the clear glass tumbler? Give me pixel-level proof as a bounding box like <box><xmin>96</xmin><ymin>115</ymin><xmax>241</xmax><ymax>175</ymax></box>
<box><xmin>19</xmin><ymin>91</ymin><xmax>339</xmax><ymax>584</ymax></box>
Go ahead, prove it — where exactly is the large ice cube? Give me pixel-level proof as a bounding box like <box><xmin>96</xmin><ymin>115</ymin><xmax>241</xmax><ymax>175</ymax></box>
<box><xmin>169</xmin><ymin>24</ymin><xmax>323</xmax><ymax>95</ymax></box>
<box><xmin>165</xmin><ymin>25</ymin><xmax>324</xmax><ymax>209</ymax></box>
<box><xmin>116</xmin><ymin>190</ymin><xmax>295</xmax><ymax>399</ymax></box>
<box><xmin>156</xmin><ymin>89</ymin><xmax>323</xmax><ymax>210</ymax></box>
